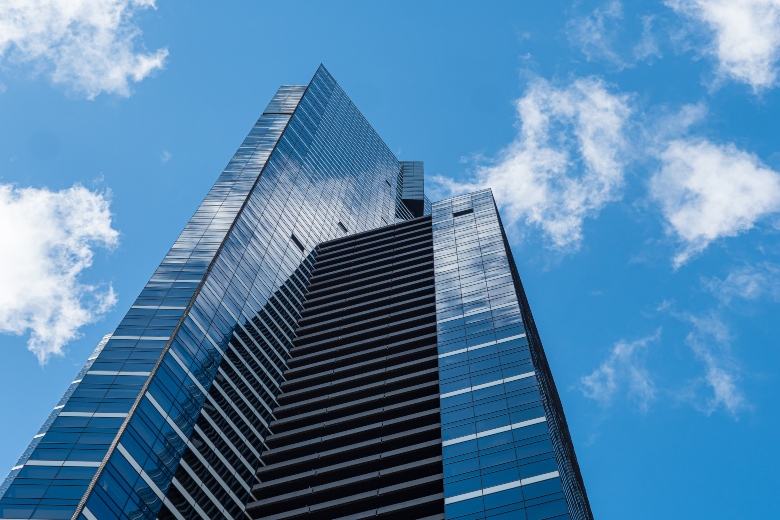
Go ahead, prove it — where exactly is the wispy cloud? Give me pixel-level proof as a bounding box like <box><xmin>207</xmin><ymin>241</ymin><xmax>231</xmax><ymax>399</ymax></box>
<box><xmin>567</xmin><ymin>2</ymin><xmax>663</xmax><ymax>68</ymax></box>
<box><xmin>649</xmin><ymin>138</ymin><xmax>780</xmax><ymax>267</ymax></box>
<box><xmin>634</xmin><ymin>15</ymin><xmax>663</xmax><ymax>61</ymax></box>
<box><xmin>645</xmin><ymin>102</ymin><xmax>708</xmax><ymax>147</ymax></box>
<box><xmin>0</xmin><ymin>0</ymin><xmax>168</xmax><ymax>98</ymax></box>
<box><xmin>161</xmin><ymin>149</ymin><xmax>172</xmax><ymax>163</ymax></box>
<box><xmin>705</xmin><ymin>263</ymin><xmax>780</xmax><ymax>303</ymax></box>
<box><xmin>582</xmin><ymin>310</ymin><xmax>749</xmax><ymax>417</ymax></box>
<box><xmin>0</xmin><ymin>183</ymin><xmax>119</xmax><ymax>364</ymax></box>
<box><xmin>580</xmin><ymin>329</ymin><xmax>660</xmax><ymax>412</ymax></box>
<box><xmin>667</xmin><ymin>0</ymin><xmax>780</xmax><ymax>90</ymax></box>
<box><xmin>434</xmin><ymin>76</ymin><xmax>632</xmax><ymax>250</ymax></box>
<box><xmin>567</xmin><ymin>1</ymin><xmax>627</xmax><ymax>67</ymax></box>
<box><xmin>681</xmin><ymin>312</ymin><xmax>748</xmax><ymax>416</ymax></box>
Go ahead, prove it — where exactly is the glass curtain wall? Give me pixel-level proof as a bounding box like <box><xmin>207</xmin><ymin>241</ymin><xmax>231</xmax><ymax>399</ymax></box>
<box><xmin>431</xmin><ymin>190</ymin><xmax>589</xmax><ymax>520</ymax></box>
<box><xmin>0</xmin><ymin>65</ymin><xmax>415</xmax><ymax>520</ymax></box>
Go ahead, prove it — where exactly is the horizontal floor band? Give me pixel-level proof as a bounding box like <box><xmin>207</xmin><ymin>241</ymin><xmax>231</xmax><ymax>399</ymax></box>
<box><xmin>435</xmin><ymin>300</ymin><xmax>517</xmax><ymax>324</ymax></box>
<box><xmin>131</xmin><ymin>305</ymin><xmax>188</xmax><ymax>310</ymax></box>
<box><xmin>257</xmin><ymin>423</ymin><xmax>441</xmax><ymax>475</ymax></box>
<box><xmin>267</xmin><ymin>394</ymin><xmax>440</xmax><ymax>444</ymax></box>
<box><xmin>286</xmin><ymin>334</ymin><xmax>439</xmax><ymax>375</ymax></box>
<box><xmin>87</xmin><ymin>370</ymin><xmax>151</xmax><ymax>376</ymax></box>
<box><xmin>316</xmin><ymin>235</ymin><xmax>431</xmax><ymax>261</ymax></box>
<box><xmin>303</xmin><ymin>273</ymin><xmax>434</xmax><ymax>307</ymax></box>
<box><xmin>254</xmin><ymin>439</ymin><xmax>442</xmax><ymax>491</ymax></box>
<box><xmin>439</xmin><ymin>333</ymin><xmax>527</xmax><ymax>359</ymax></box>
<box><xmin>251</xmin><ymin>455</ymin><xmax>442</xmax><ymax>508</ymax></box>
<box><xmin>444</xmin><ymin>471</ymin><xmax>560</xmax><ymax>504</ymax></box>
<box><xmin>309</xmin><ymin>266</ymin><xmax>434</xmax><ymax>294</ymax></box>
<box><xmin>316</xmin><ymin>235</ymin><xmax>432</xmax><ymax>264</ymax></box>
<box><xmin>110</xmin><ymin>336</ymin><xmax>171</xmax><ymax>341</ymax></box>
<box><xmin>281</xmin><ymin>350</ymin><xmax>437</xmax><ymax>392</ymax></box>
<box><xmin>293</xmin><ymin>307</ymin><xmax>435</xmax><ymax>346</ymax></box>
<box><xmin>310</xmin><ymin>246</ymin><xmax>433</xmax><ymax>280</ymax></box>
<box><xmin>300</xmin><ymin>278</ymin><xmax>433</xmax><ymax>314</ymax></box>
<box><xmin>59</xmin><ymin>412</ymin><xmax>128</xmax><ymax>418</ymax></box>
<box><xmin>442</xmin><ymin>417</ymin><xmax>547</xmax><ymax>446</ymax></box>
<box><xmin>279</xmin><ymin>354</ymin><xmax>437</xmax><ymax>399</ymax></box>
<box><xmin>263</xmin><ymin>408</ymin><xmax>440</xmax><ymax>458</ymax></box>
<box><xmin>440</xmin><ymin>371</ymin><xmax>535</xmax><ymax>399</ymax></box>
<box><xmin>149</xmin><ymin>279</ymin><xmax>202</xmax><ymax>283</ymax></box>
<box><xmin>290</xmin><ymin>321</ymin><xmax>437</xmax><ymax>358</ymax></box>
<box><xmin>25</xmin><ymin>460</ymin><xmax>102</xmax><ymax>467</ymax></box>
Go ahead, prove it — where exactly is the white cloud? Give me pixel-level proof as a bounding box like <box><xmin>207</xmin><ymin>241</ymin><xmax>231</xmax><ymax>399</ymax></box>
<box><xmin>582</xmin><ymin>312</ymin><xmax>750</xmax><ymax>417</ymax></box>
<box><xmin>567</xmin><ymin>1</ymin><xmax>626</xmax><ymax>67</ymax></box>
<box><xmin>650</xmin><ymin>139</ymin><xmax>780</xmax><ymax>266</ymax></box>
<box><xmin>683</xmin><ymin>313</ymin><xmax>748</xmax><ymax>415</ymax></box>
<box><xmin>567</xmin><ymin>2</ymin><xmax>662</xmax><ymax>67</ymax></box>
<box><xmin>0</xmin><ymin>0</ymin><xmax>167</xmax><ymax>98</ymax></box>
<box><xmin>0</xmin><ymin>184</ymin><xmax>119</xmax><ymax>363</ymax></box>
<box><xmin>668</xmin><ymin>0</ymin><xmax>780</xmax><ymax>90</ymax></box>
<box><xmin>435</xmin><ymin>76</ymin><xmax>632</xmax><ymax>250</ymax></box>
<box><xmin>161</xmin><ymin>149</ymin><xmax>171</xmax><ymax>163</ymax></box>
<box><xmin>647</xmin><ymin>102</ymin><xmax>708</xmax><ymax>147</ymax></box>
<box><xmin>580</xmin><ymin>330</ymin><xmax>659</xmax><ymax>411</ymax></box>
<box><xmin>706</xmin><ymin>263</ymin><xmax>780</xmax><ymax>302</ymax></box>
<box><xmin>634</xmin><ymin>15</ymin><xmax>663</xmax><ymax>61</ymax></box>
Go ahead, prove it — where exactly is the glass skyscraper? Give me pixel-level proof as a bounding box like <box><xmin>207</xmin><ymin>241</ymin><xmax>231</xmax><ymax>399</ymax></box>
<box><xmin>0</xmin><ymin>66</ymin><xmax>592</xmax><ymax>520</ymax></box>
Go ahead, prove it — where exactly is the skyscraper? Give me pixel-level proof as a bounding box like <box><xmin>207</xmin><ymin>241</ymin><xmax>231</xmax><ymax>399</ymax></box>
<box><xmin>0</xmin><ymin>66</ymin><xmax>592</xmax><ymax>520</ymax></box>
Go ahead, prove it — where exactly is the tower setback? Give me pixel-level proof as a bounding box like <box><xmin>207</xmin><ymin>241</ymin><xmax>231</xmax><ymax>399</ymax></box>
<box><xmin>0</xmin><ymin>66</ymin><xmax>591</xmax><ymax>520</ymax></box>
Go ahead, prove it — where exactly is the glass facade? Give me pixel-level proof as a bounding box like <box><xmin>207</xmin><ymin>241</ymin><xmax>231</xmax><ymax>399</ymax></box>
<box><xmin>1</xmin><ymin>66</ymin><xmax>591</xmax><ymax>520</ymax></box>
<box><xmin>398</xmin><ymin>161</ymin><xmax>428</xmax><ymax>218</ymax></box>
<box><xmin>0</xmin><ymin>65</ymin><xmax>417</xmax><ymax>520</ymax></box>
<box><xmin>432</xmin><ymin>191</ymin><xmax>590</xmax><ymax>520</ymax></box>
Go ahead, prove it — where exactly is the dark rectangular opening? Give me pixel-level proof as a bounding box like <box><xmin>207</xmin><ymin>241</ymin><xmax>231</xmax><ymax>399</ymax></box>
<box><xmin>290</xmin><ymin>234</ymin><xmax>305</xmax><ymax>252</ymax></box>
<box><xmin>453</xmin><ymin>208</ymin><xmax>473</xmax><ymax>217</ymax></box>
<box><xmin>338</xmin><ymin>222</ymin><xmax>348</xmax><ymax>233</ymax></box>
<box><xmin>385</xmin><ymin>179</ymin><xmax>392</xmax><ymax>187</ymax></box>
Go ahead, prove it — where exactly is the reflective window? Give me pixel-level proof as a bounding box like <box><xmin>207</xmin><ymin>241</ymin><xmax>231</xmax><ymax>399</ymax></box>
<box><xmin>432</xmin><ymin>191</ymin><xmax>570</xmax><ymax>519</ymax></box>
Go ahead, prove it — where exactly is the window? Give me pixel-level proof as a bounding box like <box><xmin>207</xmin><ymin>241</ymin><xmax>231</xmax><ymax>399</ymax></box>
<box><xmin>290</xmin><ymin>234</ymin><xmax>305</xmax><ymax>252</ymax></box>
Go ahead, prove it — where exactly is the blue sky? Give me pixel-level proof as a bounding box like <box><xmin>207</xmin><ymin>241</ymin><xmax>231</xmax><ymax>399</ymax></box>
<box><xmin>1</xmin><ymin>1</ymin><xmax>779</xmax><ymax>517</ymax></box>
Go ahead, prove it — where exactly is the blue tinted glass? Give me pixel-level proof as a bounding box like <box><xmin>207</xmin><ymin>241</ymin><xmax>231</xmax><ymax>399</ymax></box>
<box><xmin>432</xmin><ymin>192</ymin><xmax>577</xmax><ymax>519</ymax></box>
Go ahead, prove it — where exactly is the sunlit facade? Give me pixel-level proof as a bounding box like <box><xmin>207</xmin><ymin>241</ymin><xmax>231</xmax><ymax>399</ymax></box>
<box><xmin>0</xmin><ymin>66</ymin><xmax>591</xmax><ymax>520</ymax></box>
